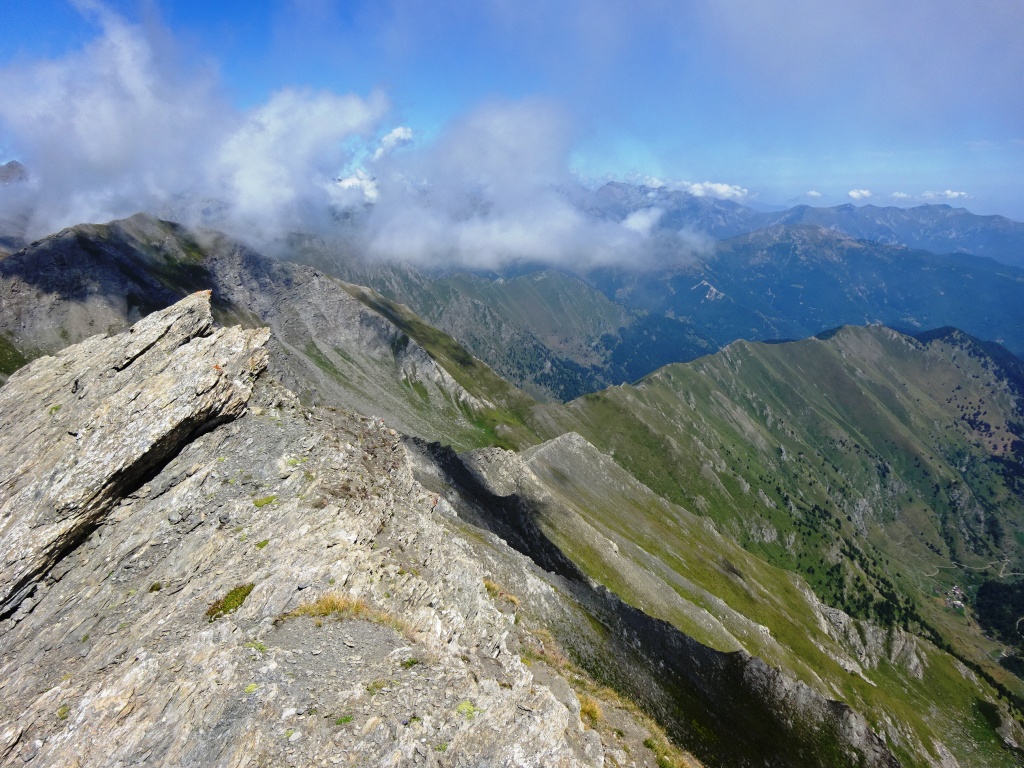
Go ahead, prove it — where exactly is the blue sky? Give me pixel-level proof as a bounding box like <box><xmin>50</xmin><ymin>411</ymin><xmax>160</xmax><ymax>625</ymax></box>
<box><xmin>1</xmin><ymin>0</ymin><xmax>1022</xmax><ymax>248</ymax></box>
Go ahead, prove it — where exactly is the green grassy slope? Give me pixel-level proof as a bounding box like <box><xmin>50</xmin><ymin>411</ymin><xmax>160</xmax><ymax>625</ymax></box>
<box><xmin>513</xmin><ymin>432</ymin><xmax>1022</xmax><ymax>766</ymax></box>
<box><xmin>522</xmin><ymin>325</ymin><xmax>1024</xmax><ymax>764</ymax></box>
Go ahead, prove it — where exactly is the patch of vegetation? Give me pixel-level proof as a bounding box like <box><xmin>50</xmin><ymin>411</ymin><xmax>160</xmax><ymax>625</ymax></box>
<box><xmin>0</xmin><ymin>332</ymin><xmax>28</xmax><ymax>377</ymax></box>
<box><xmin>48</xmin><ymin>404</ymin><xmax>62</xmax><ymax>415</ymax></box>
<box><xmin>206</xmin><ymin>583</ymin><xmax>255</xmax><ymax>621</ymax></box>
<box><xmin>335</xmin><ymin>715</ymin><xmax>353</xmax><ymax>725</ymax></box>
<box><xmin>243</xmin><ymin>683</ymin><xmax>259</xmax><ymax>694</ymax></box>
<box><xmin>304</xmin><ymin>340</ymin><xmax>345</xmax><ymax>380</ymax></box>
<box><xmin>410</xmin><ymin>380</ymin><xmax>430</xmax><ymax>402</ymax></box>
<box><xmin>976</xmin><ymin>579</ymin><xmax>1024</xmax><ymax>648</ymax></box>
<box><xmin>255</xmin><ymin>539</ymin><xmax>270</xmax><ymax>549</ymax></box>
<box><xmin>148</xmin><ymin>581</ymin><xmax>162</xmax><ymax>592</ymax></box>
<box><xmin>366</xmin><ymin>678</ymin><xmax>391</xmax><ymax>695</ymax></box>
<box><xmin>579</xmin><ymin>694</ymin><xmax>602</xmax><ymax>727</ymax></box>
<box><xmin>455</xmin><ymin>700</ymin><xmax>483</xmax><ymax>719</ymax></box>
<box><xmin>644</xmin><ymin>736</ymin><xmax>691</xmax><ymax>768</ymax></box>
<box><xmin>280</xmin><ymin>591</ymin><xmax>412</xmax><ymax>637</ymax></box>
<box><xmin>400</xmin><ymin>657</ymin><xmax>421</xmax><ymax>669</ymax></box>
<box><xmin>252</xmin><ymin>495</ymin><xmax>278</xmax><ymax>508</ymax></box>
<box><xmin>56</xmin><ymin>705</ymin><xmax>70</xmax><ymax>721</ymax></box>
<box><xmin>483</xmin><ymin>577</ymin><xmax>520</xmax><ymax>608</ymax></box>
<box><xmin>244</xmin><ymin>640</ymin><xmax>267</xmax><ymax>653</ymax></box>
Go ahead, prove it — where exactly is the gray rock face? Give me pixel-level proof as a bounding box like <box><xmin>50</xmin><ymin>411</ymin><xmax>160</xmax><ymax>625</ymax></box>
<box><xmin>0</xmin><ymin>291</ymin><xmax>269</xmax><ymax>618</ymax></box>
<box><xmin>0</xmin><ymin>293</ymin><xmax>653</xmax><ymax>767</ymax></box>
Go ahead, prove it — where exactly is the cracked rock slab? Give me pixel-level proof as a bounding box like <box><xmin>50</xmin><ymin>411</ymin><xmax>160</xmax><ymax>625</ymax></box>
<box><xmin>0</xmin><ymin>291</ymin><xmax>269</xmax><ymax>617</ymax></box>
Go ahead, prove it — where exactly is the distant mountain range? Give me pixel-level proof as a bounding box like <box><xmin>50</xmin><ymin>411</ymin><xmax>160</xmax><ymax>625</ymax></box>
<box><xmin>581</xmin><ymin>181</ymin><xmax>1024</xmax><ymax>268</ymax></box>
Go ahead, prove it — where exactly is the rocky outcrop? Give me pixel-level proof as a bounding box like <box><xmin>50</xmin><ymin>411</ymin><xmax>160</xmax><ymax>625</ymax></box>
<box><xmin>0</xmin><ymin>291</ymin><xmax>268</xmax><ymax>618</ymax></box>
<box><xmin>818</xmin><ymin>604</ymin><xmax>926</xmax><ymax>679</ymax></box>
<box><xmin>0</xmin><ymin>293</ymin><xmax>668</xmax><ymax>767</ymax></box>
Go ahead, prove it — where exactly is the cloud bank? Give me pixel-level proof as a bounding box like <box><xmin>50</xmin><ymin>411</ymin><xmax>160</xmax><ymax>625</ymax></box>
<box><xmin>0</xmin><ymin>5</ymin><xmax>392</xmax><ymax>244</ymax></box>
<box><xmin>349</xmin><ymin>100</ymin><xmax>712</xmax><ymax>269</ymax></box>
<box><xmin>0</xmin><ymin>5</ymin><xmax>712</xmax><ymax>270</ymax></box>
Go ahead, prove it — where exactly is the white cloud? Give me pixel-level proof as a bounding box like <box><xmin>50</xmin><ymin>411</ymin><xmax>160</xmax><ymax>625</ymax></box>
<box><xmin>0</xmin><ymin>5</ymin><xmax>386</xmax><ymax>241</ymax></box>
<box><xmin>848</xmin><ymin>189</ymin><xmax>872</xmax><ymax>200</ymax></box>
<box><xmin>806</xmin><ymin>190</ymin><xmax>823</xmax><ymax>198</ymax></box>
<box><xmin>629</xmin><ymin>174</ymin><xmax>665</xmax><ymax>189</ymax></box>
<box><xmin>890</xmin><ymin>192</ymin><xmax>912</xmax><ymax>199</ymax></box>
<box><xmin>622</xmin><ymin>207</ymin><xmax>664</xmax><ymax>235</ymax></box>
<box><xmin>684</xmin><ymin>181</ymin><xmax>749</xmax><ymax>200</ymax></box>
<box><xmin>922</xmin><ymin>189</ymin><xmax>968</xmax><ymax>200</ymax></box>
<box><xmin>214</xmin><ymin>88</ymin><xmax>386</xmax><ymax>239</ymax></box>
<box><xmin>337</xmin><ymin>168</ymin><xmax>379</xmax><ymax>202</ymax></box>
<box><xmin>350</xmin><ymin>100</ymin><xmax>712</xmax><ymax>269</ymax></box>
<box><xmin>372</xmin><ymin>126</ymin><xmax>413</xmax><ymax>161</ymax></box>
<box><xmin>0</xmin><ymin>5</ymin><xmax>713</xmax><ymax>269</ymax></box>
<box><xmin>624</xmin><ymin>174</ymin><xmax>749</xmax><ymax>201</ymax></box>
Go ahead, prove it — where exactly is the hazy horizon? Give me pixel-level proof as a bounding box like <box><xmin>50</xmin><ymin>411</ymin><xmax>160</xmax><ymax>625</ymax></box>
<box><xmin>2</xmin><ymin>0</ymin><xmax>1022</xmax><ymax>265</ymax></box>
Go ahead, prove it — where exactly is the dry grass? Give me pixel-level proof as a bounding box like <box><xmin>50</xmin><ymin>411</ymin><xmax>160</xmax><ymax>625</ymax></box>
<box><xmin>483</xmin><ymin>577</ymin><xmax>521</xmax><ymax>608</ymax></box>
<box><xmin>281</xmin><ymin>592</ymin><xmax>413</xmax><ymax>637</ymax></box>
<box><xmin>579</xmin><ymin>693</ymin><xmax>602</xmax><ymax>727</ymax></box>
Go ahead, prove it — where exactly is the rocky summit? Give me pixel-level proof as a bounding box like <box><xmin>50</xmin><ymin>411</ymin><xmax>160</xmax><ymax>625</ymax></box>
<box><xmin>0</xmin><ymin>293</ymin><xmax>689</xmax><ymax>767</ymax></box>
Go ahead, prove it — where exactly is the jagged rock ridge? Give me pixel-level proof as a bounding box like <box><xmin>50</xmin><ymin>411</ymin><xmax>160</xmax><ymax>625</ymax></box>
<box><xmin>0</xmin><ymin>293</ymin><xmax>687</xmax><ymax>767</ymax></box>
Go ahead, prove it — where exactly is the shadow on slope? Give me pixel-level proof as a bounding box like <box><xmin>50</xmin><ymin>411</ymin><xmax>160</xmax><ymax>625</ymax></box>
<box><xmin>404</xmin><ymin>438</ymin><xmax>896</xmax><ymax>768</ymax></box>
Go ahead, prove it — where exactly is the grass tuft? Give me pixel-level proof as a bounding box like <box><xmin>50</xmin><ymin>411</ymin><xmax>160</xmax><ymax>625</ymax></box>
<box><xmin>579</xmin><ymin>694</ymin><xmax>602</xmax><ymax>727</ymax></box>
<box><xmin>281</xmin><ymin>591</ymin><xmax>412</xmax><ymax>637</ymax></box>
<box><xmin>206</xmin><ymin>583</ymin><xmax>255</xmax><ymax>621</ymax></box>
<box><xmin>483</xmin><ymin>577</ymin><xmax>521</xmax><ymax>608</ymax></box>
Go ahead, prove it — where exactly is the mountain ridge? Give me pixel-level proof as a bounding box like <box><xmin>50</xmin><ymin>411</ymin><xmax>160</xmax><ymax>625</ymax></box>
<box><xmin>1</xmin><ymin>215</ymin><xmax>1024</xmax><ymax>764</ymax></box>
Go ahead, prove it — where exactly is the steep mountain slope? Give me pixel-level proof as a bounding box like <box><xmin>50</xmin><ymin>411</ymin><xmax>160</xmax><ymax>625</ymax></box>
<box><xmin>289</xmin><ymin>234</ymin><xmax>646</xmax><ymax>402</ymax></box>
<box><xmin>512</xmin><ymin>325</ymin><xmax>1024</xmax><ymax>764</ymax></box>
<box><xmin>459</xmin><ymin>433</ymin><xmax>1021</xmax><ymax>766</ymax></box>
<box><xmin>411</xmin><ymin>437</ymin><xmax>900</xmax><ymax>768</ymax></box>
<box><xmin>0</xmin><ymin>214</ymin><xmax>536</xmax><ymax>449</ymax></box>
<box><xmin>532</xmin><ymin>325</ymin><xmax>1024</xmax><ymax>684</ymax></box>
